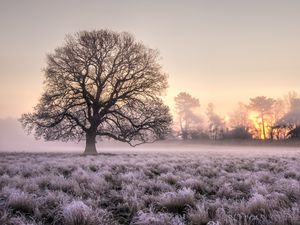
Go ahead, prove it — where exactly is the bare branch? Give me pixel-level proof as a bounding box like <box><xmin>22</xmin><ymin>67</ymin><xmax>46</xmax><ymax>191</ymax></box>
<box><xmin>20</xmin><ymin>30</ymin><xmax>172</xmax><ymax>153</ymax></box>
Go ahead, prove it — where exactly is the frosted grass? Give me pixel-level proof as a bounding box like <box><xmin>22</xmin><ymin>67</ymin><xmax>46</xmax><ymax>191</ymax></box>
<box><xmin>0</xmin><ymin>149</ymin><xmax>300</xmax><ymax>225</ymax></box>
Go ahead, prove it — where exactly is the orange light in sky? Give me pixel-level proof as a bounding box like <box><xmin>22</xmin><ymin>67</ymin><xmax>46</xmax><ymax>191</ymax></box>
<box><xmin>248</xmin><ymin>111</ymin><xmax>274</xmax><ymax>139</ymax></box>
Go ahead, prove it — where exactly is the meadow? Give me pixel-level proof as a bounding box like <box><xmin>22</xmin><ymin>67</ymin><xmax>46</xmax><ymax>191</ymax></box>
<box><xmin>1</xmin><ymin>147</ymin><xmax>300</xmax><ymax>225</ymax></box>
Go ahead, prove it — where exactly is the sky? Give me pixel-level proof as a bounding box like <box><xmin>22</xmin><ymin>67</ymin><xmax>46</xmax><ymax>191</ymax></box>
<box><xmin>1</xmin><ymin>0</ymin><xmax>300</xmax><ymax>119</ymax></box>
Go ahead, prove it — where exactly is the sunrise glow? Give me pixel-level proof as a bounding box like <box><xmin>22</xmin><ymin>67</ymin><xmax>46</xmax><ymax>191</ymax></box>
<box><xmin>248</xmin><ymin>111</ymin><xmax>275</xmax><ymax>139</ymax></box>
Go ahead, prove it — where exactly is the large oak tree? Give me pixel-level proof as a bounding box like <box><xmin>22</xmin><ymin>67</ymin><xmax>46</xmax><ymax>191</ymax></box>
<box><xmin>20</xmin><ymin>30</ymin><xmax>172</xmax><ymax>154</ymax></box>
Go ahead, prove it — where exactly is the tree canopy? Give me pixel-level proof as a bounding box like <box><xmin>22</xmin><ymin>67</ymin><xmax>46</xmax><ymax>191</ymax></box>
<box><xmin>248</xmin><ymin>96</ymin><xmax>275</xmax><ymax>139</ymax></box>
<box><xmin>20</xmin><ymin>30</ymin><xmax>172</xmax><ymax>154</ymax></box>
<box><xmin>174</xmin><ymin>92</ymin><xmax>201</xmax><ymax>139</ymax></box>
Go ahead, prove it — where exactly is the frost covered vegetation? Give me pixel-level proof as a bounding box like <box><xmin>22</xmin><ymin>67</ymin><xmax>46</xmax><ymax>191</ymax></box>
<box><xmin>1</xmin><ymin>150</ymin><xmax>300</xmax><ymax>225</ymax></box>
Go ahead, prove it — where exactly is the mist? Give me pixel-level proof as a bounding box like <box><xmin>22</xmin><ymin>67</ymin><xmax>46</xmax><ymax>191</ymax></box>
<box><xmin>2</xmin><ymin>1</ymin><xmax>300</xmax><ymax>224</ymax></box>
<box><xmin>0</xmin><ymin>118</ymin><xmax>83</xmax><ymax>152</ymax></box>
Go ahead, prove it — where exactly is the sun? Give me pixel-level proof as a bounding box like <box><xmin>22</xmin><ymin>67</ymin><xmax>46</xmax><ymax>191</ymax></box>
<box><xmin>248</xmin><ymin>111</ymin><xmax>273</xmax><ymax>139</ymax></box>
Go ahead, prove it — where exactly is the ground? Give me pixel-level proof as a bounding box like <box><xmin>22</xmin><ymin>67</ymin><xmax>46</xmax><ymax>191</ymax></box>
<box><xmin>0</xmin><ymin>146</ymin><xmax>300</xmax><ymax>225</ymax></box>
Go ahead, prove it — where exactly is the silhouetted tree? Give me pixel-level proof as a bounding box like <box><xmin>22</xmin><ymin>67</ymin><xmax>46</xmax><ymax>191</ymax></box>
<box><xmin>174</xmin><ymin>92</ymin><xmax>201</xmax><ymax>139</ymax></box>
<box><xmin>227</xmin><ymin>102</ymin><xmax>252</xmax><ymax>139</ymax></box>
<box><xmin>20</xmin><ymin>30</ymin><xmax>172</xmax><ymax>154</ymax></box>
<box><xmin>206</xmin><ymin>103</ymin><xmax>224</xmax><ymax>140</ymax></box>
<box><xmin>284</xmin><ymin>91</ymin><xmax>299</xmax><ymax>110</ymax></box>
<box><xmin>248</xmin><ymin>96</ymin><xmax>275</xmax><ymax>139</ymax></box>
<box><xmin>229</xmin><ymin>102</ymin><xmax>249</xmax><ymax>127</ymax></box>
<box><xmin>270</xmin><ymin>98</ymin><xmax>287</xmax><ymax>140</ymax></box>
<box><xmin>276</xmin><ymin>96</ymin><xmax>300</xmax><ymax>139</ymax></box>
<box><xmin>273</xmin><ymin>98</ymin><xmax>286</xmax><ymax>123</ymax></box>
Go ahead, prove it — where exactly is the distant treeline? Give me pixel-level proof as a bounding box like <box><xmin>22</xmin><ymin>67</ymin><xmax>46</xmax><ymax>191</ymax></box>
<box><xmin>171</xmin><ymin>91</ymin><xmax>300</xmax><ymax>142</ymax></box>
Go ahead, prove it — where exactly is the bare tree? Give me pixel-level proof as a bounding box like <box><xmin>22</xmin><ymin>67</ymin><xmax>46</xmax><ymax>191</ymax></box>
<box><xmin>270</xmin><ymin>98</ymin><xmax>287</xmax><ymax>140</ymax></box>
<box><xmin>284</xmin><ymin>91</ymin><xmax>299</xmax><ymax>109</ymax></box>
<box><xmin>206</xmin><ymin>103</ymin><xmax>224</xmax><ymax>140</ymax></box>
<box><xmin>20</xmin><ymin>30</ymin><xmax>172</xmax><ymax>154</ymax></box>
<box><xmin>273</xmin><ymin>98</ymin><xmax>286</xmax><ymax>123</ymax></box>
<box><xmin>174</xmin><ymin>92</ymin><xmax>201</xmax><ymax>139</ymax></box>
<box><xmin>229</xmin><ymin>102</ymin><xmax>249</xmax><ymax>129</ymax></box>
<box><xmin>248</xmin><ymin>96</ymin><xmax>275</xmax><ymax>139</ymax></box>
<box><xmin>227</xmin><ymin>102</ymin><xmax>252</xmax><ymax>139</ymax></box>
<box><xmin>275</xmin><ymin>96</ymin><xmax>300</xmax><ymax>139</ymax></box>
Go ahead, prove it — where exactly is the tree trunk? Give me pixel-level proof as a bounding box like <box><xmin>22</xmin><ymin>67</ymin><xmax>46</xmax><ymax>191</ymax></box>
<box><xmin>261</xmin><ymin>113</ymin><xmax>266</xmax><ymax>140</ymax></box>
<box><xmin>84</xmin><ymin>131</ymin><xmax>97</xmax><ymax>155</ymax></box>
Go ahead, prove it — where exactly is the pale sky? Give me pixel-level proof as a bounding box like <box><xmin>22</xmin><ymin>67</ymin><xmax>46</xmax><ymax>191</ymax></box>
<box><xmin>1</xmin><ymin>0</ymin><xmax>300</xmax><ymax>118</ymax></box>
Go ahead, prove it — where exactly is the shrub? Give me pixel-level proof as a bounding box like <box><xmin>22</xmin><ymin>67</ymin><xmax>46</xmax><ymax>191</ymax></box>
<box><xmin>62</xmin><ymin>200</ymin><xmax>97</xmax><ymax>225</ymax></box>
<box><xmin>1</xmin><ymin>152</ymin><xmax>300</xmax><ymax>225</ymax></box>
<box><xmin>224</xmin><ymin>126</ymin><xmax>252</xmax><ymax>139</ymax></box>
<box><xmin>7</xmin><ymin>191</ymin><xmax>36</xmax><ymax>215</ymax></box>
<box><xmin>133</xmin><ymin>211</ymin><xmax>185</xmax><ymax>225</ymax></box>
<box><xmin>246</xmin><ymin>193</ymin><xmax>268</xmax><ymax>215</ymax></box>
<box><xmin>188</xmin><ymin>204</ymin><xmax>209</xmax><ymax>225</ymax></box>
<box><xmin>159</xmin><ymin>188</ymin><xmax>195</xmax><ymax>214</ymax></box>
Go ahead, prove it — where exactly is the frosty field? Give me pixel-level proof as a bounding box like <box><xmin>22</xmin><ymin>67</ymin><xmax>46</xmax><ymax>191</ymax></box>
<box><xmin>1</xmin><ymin>147</ymin><xmax>300</xmax><ymax>225</ymax></box>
